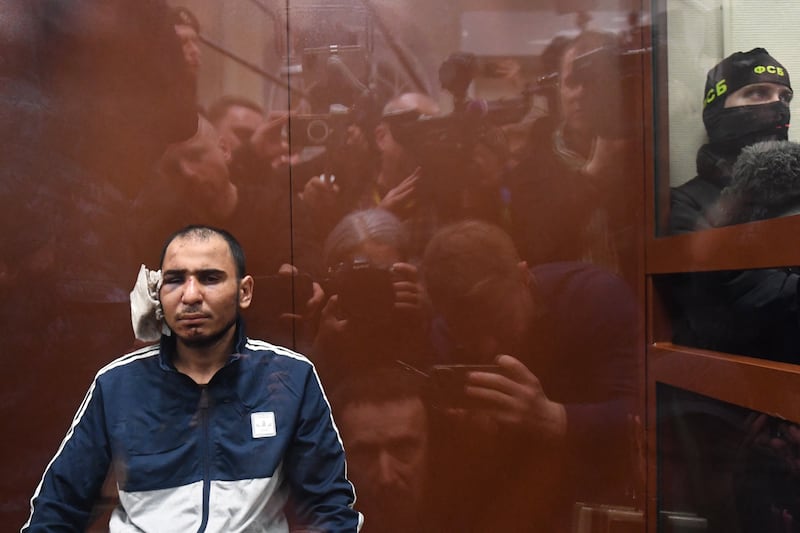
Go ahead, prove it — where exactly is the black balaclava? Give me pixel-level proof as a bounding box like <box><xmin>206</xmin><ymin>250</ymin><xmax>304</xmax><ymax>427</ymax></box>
<box><xmin>702</xmin><ymin>48</ymin><xmax>792</xmax><ymax>153</ymax></box>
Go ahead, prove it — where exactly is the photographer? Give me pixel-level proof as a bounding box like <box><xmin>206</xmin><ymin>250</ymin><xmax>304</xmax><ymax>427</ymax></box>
<box><xmin>422</xmin><ymin>220</ymin><xmax>638</xmax><ymax>532</ymax></box>
<box><xmin>300</xmin><ymin>92</ymin><xmax>440</xmax><ymax>253</ymax></box>
<box><xmin>311</xmin><ymin>208</ymin><xmax>434</xmax><ymax>387</ymax></box>
<box><xmin>135</xmin><ymin>115</ymin><xmax>323</xmax><ymax>345</ymax></box>
<box><xmin>509</xmin><ymin>30</ymin><xmax>638</xmax><ymax>279</ymax></box>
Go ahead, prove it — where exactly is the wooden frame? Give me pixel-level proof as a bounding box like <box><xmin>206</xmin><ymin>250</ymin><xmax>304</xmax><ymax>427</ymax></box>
<box><xmin>644</xmin><ymin>2</ymin><xmax>800</xmax><ymax>532</ymax></box>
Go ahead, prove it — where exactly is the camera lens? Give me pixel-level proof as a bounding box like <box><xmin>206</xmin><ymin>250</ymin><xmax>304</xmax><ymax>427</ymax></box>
<box><xmin>306</xmin><ymin>119</ymin><xmax>330</xmax><ymax>144</ymax></box>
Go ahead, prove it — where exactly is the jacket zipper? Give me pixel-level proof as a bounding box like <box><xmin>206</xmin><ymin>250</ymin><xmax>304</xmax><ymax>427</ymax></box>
<box><xmin>197</xmin><ymin>386</ymin><xmax>211</xmax><ymax>533</ymax></box>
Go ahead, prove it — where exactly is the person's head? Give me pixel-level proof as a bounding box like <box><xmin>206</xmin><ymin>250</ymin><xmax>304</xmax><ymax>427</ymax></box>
<box><xmin>207</xmin><ymin>95</ymin><xmax>265</xmax><ymax>153</ymax></box>
<box><xmin>323</xmin><ymin>209</ymin><xmax>410</xmax><ymax>330</ymax></box>
<box><xmin>557</xmin><ymin>31</ymin><xmax>619</xmax><ymax>135</ymax></box>
<box><xmin>376</xmin><ymin>93</ymin><xmax>440</xmax><ymax>183</ymax></box>
<box><xmin>158</xmin><ymin>225</ymin><xmax>253</xmax><ymax>347</ymax></box>
<box><xmin>331</xmin><ymin>367</ymin><xmax>429</xmax><ymax>531</ymax></box>
<box><xmin>159</xmin><ymin>115</ymin><xmax>234</xmax><ymax>214</ymax></box>
<box><xmin>171</xmin><ymin>6</ymin><xmax>201</xmax><ymax>76</ymax></box>
<box><xmin>323</xmin><ymin>208</ymin><xmax>409</xmax><ymax>269</ymax></box>
<box><xmin>702</xmin><ymin>48</ymin><xmax>792</xmax><ymax>152</ymax></box>
<box><xmin>422</xmin><ymin>220</ymin><xmax>533</xmax><ymax>362</ymax></box>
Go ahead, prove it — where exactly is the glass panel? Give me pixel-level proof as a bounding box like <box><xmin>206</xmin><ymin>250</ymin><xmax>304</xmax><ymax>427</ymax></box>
<box><xmin>283</xmin><ymin>1</ymin><xmax>646</xmax><ymax>531</ymax></box>
<box><xmin>4</xmin><ymin>0</ymin><xmax>646</xmax><ymax>531</ymax></box>
<box><xmin>656</xmin><ymin>268</ymin><xmax>800</xmax><ymax>363</ymax></box>
<box><xmin>654</xmin><ymin>0</ymin><xmax>800</xmax><ymax>237</ymax></box>
<box><xmin>658</xmin><ymin>384</ymin><xmax>800</xmax><ymax>532</ymax></box>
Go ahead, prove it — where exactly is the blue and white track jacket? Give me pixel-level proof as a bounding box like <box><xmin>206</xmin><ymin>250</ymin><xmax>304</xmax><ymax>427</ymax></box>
<box><xmin>22</xmin><ymin>326</ymin><xmax>362</xmax><ymax>532</ymax></box>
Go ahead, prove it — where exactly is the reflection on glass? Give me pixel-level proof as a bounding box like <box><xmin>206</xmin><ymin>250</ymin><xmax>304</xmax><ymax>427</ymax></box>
<box><xmin>659</xmin><ymin>384</ymin><xmax>800</xmax><ymax>533</ymax></box>
<box><xmin>668</xmin><ymin>48</ymin><xmax>793</xmax><ymax>235</ymax></box>
<box><xmin>659</xmin><ymin>264</ymin><xmax>800</xmax><ymax>363</ymax></box>
<box><xmin>419</xmin><ymin>221</ymin><xmax>640</xmax><ymax>531</ymax></box>
<box><xmin>3</xmin><ymin>0</ymin><xmax>646</xmax><ymax>530</ymax></box>
<box><xmin>656</xmin><ymin>2</ymin><xmax>800</xmax><ymax>236</ymax></box>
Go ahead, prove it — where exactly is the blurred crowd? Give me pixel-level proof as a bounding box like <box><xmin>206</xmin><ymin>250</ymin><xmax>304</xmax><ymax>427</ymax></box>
<box><xmin>0</xmin><ymin>2</ymin><xmax>650</xmax><ymax>531</ymax></box>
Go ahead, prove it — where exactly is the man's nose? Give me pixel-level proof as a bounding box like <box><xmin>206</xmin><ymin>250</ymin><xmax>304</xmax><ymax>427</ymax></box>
<box><xmin>179</xmin><ymin>159</ymin><xmax>195</xmax><ymax>180</ymax></box>
<box><xmin>183</xmin><ymin>39</ymin><xmax>200</xmax><ymax>63</ymax></box>
<box><xmin>375</xmin><ymin>451</ymin><xmax>400</xmax><ymax>487</ymax></box>
<box><xmin>181</xmin><ymin>277</ymin><xmax>202</xmax><ymax>304</ymax></box>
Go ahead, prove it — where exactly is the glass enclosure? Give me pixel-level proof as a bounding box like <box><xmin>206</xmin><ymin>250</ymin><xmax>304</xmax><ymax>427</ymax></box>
<box><xmin>651</xmin><ymin>2</ymin><xmax>800</xmax><ymax>533</ymax></box>
<box><xmin>3</xmin><ymin>0</ymin><xmax>800</xmax><ymax>531</ymax></box>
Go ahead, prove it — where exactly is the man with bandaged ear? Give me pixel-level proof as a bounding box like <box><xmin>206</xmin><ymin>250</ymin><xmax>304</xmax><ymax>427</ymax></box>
<box><xmin>666</xmin><ymin>49</ymin><xmax>800</xmax><ymax>362</ymax></box>
<box><xmin>23</xmin><ymin>225</ymin><xmax>362</xmax><ymax>532</ymax></box>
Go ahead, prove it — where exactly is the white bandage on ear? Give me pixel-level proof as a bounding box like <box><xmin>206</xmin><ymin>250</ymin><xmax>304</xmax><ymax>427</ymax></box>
<box><xmin>130</xmin><ymin>264</ymin><xmax>168</xmax><ymax>342</ymax></box>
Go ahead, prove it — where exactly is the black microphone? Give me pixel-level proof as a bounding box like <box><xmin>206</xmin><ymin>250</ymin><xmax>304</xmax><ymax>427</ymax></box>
<box><xmin>712</xmin><ymin>140</ymin><xmax>800</xmax><ymax>226</ymax></box>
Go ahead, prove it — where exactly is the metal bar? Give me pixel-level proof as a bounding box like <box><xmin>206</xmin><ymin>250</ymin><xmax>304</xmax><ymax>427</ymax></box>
<box><xmin>198</xmin><ymin>34</ymin><xmax>310</xmax><ymax>101</ymax></box>
<box><xmin>358</xmin><ymin>0</ymin><xmax>429</xmax><ymax>94</ymax></box>
<box><xmin>244</xmin><ymin>0</ymin><xmax>278</xmax><ymax>21</ymax></box>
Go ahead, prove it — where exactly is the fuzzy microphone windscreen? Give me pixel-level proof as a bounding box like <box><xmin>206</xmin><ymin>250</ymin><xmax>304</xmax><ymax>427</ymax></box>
<box><xmin>712</xmin><ymin>140</ymin><xmax>800</xmax><ymax>226</ymax></box>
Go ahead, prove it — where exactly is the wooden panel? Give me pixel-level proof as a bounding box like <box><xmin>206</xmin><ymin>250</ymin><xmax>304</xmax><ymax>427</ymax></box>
<box><xmin>649</xmin><ymin>343</ymin><xmax>800</xmax><ymax>420</ymax></box>
<box><xmin>646</xmin><ymin>343</ymin><xmax>800</xmax><ymax>533</ymax></box>
<box><xmin>647</xmin><ymin>214</ymin><xmax>800</xmax><ymax>274</ymax></box>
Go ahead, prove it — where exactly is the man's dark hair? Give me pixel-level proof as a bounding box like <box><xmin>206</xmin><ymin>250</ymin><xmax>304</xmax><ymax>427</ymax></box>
<box><xmin>159</xmin><ymin>225</ymin><xmax>246</xmax><ymax>279</ymax></box>
<box><xmin>329</xmin><ymin>367</ymin><xmax>427</xmax><ymax>418</ymax></box>
<box><xmin>207</xmin><ymin>95</ymin><xmax>264</xmax><ymax>127</ymax></box>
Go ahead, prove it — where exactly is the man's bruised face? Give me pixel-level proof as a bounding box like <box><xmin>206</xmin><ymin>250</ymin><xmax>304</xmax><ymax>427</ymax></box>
<box><xmin>159</xmin><ymin>233</ymin><xmax>252</xmax><ymax>348</ymax></box>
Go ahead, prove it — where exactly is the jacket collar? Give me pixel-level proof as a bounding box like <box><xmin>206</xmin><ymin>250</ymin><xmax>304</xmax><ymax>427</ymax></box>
<box><xmin>695</xmin><ymin>143</ymin><xmax>737</xmax><ymax>189</ymax></box>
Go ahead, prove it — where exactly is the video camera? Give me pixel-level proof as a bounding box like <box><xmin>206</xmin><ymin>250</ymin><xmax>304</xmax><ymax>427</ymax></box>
<box><xmin>383</xmin><ymin>52</ymin><xmax>533</xmax><ymax>218</ymax></box>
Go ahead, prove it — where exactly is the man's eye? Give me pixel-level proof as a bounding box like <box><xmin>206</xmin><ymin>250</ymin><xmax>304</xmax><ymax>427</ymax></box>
<box><xmin>163</xmin><ymin>277</ymin><xmax>182</xmax><ymax>285</ymax></box>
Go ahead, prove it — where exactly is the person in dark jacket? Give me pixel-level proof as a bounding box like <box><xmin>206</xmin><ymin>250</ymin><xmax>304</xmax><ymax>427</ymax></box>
<box><xmin>22</xmin><ymin>225</ymin><xmax>362</xmax><ymax>532</ymax></box>
<box><xmin>669</xmin><ymin>47</ymin><xmax>792</xmax><ymax>234</ymax></box>
<box><xmin>421</xmin><ymin>220</ymin><xmax>639</xmax><ymax>532</ymax></box>
<box><xmin>135</xmin><ymin>115</ymin><xmax>324</xmax><ymax>346</ymax></box>
<box><xmin>666</xmin><ymin>49</ymin><xmax>800</xmax><ymax>362</ymax></box>
<box><xmin>508</xmin><ymin>30</ymin><xmax>640</xmax><ymax>282</ymax></box>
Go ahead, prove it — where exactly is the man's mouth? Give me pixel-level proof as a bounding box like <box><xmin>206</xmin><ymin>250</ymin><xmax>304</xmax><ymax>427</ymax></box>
<box><xmin>177</xmin><ymin>312</ymin><xmax>209</xmax><ymax>322</ymax></box>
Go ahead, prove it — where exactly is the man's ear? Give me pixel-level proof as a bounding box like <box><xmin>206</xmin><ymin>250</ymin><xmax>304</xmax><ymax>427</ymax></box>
<box><xmin>517</xmin><ymin>260</ymin><xmax>530</xmax><ymax>288</ymax></box>
<box><xmin>238</xmin><ymin>275</ymin><xmax>254</xmax><ymax>309</ymax></box>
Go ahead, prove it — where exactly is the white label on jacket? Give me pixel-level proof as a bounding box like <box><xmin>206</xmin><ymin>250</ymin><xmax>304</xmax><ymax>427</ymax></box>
<box><xmin>251</xmin><ymin>412</ymin><xmax>277</xmax><ymax>438</ymax></box>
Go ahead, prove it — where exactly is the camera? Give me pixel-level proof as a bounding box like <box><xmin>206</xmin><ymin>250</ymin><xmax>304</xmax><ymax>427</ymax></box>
<box><xmin>289</xmin><ymin>113</ymin><xmax>352</xmax><ymax>148</ymax></box>
<box><xmin>327</xmin><ymin>258</ymin><xmax>395</xmax><ymax>323</ymax></box>
<box><xmin>382</xmin><ymin>52</ymin><xmax>531</xmax><ymax>218</ymax></box>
